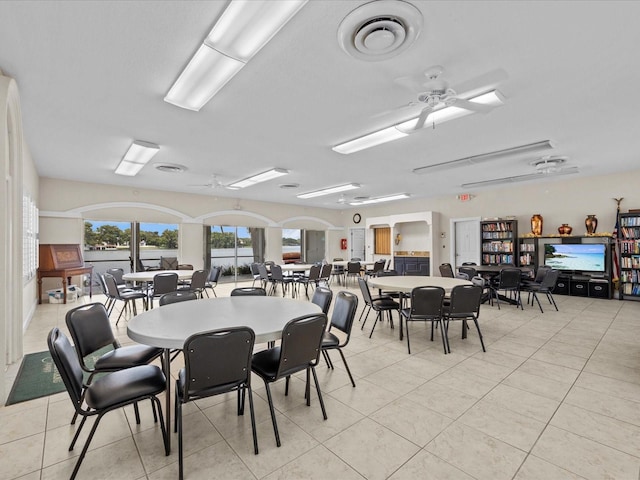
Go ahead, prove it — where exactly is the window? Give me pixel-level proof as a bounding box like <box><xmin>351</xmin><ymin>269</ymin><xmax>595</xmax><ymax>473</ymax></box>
<box><xmin>207</xmin><ymin>226</ymin><xmax>265</xmax><ymax>282</ymax></box>
<box><xmin>283</xmin><ymin>229</ymin><xmax>301</xmax><ymax>263</ymax></box>
<box><xmin>374</xmin><ymin>227</ymin><xmax>391</xmax><ymax>255</ymax></box>
<box><xmin>23</xmin><ymin>194</ymin><xmax>38</xmax><ymax>282</ymax></box>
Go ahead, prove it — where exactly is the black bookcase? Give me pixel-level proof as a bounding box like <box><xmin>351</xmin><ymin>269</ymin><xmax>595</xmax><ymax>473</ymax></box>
<box><xmin>480</xmin><ymin>219</ymin><xmax>518</xmax><ymax>265</ymax></box>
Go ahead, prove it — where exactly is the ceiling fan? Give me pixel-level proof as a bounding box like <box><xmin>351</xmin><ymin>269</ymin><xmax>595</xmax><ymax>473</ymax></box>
<box><xmin>188</xmin><ymin>174</ymin><xmax>238</xmax><ymax>191</ymax></box>
<box><xmin>393</xmin><ymin>65</ymin><xmax>507</xmax><ymax>132</ymax></box>
<box><xmin>461</xmin><ymin>156</ymin><xmax>579</xmax><ymax>188</ymax></box>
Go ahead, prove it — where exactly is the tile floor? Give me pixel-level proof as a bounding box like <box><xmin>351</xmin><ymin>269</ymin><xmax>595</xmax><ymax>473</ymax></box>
<box><xmin>2</xmin><ymin>281</ymin><xmax>640</xmax><ymax>479</ymax></box>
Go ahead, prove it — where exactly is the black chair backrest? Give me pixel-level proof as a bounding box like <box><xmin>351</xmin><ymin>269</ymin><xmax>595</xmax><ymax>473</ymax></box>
<box><xmin>189</xmin><ymin>269</ymin><xmax>208</xmax><ymax>290</ymax></box>
<box><xmin>153</xmin><ymin>272</ymin><xmax>178</xmax><ymax>295</ymax></box>
<box><xmin>159</xmin><ymin>291</ymin><xmax>198</xmax><ymax>306</ymax></box>
<box><xmin>208</xmin><ymin>266</ymin><xmax>222</xmax><ymax>283</ymax></box>
<box><xmin>462</xmin><ymin>262</ymin><xmax>477</xmax><ymax>266</ymax></box>
<box><xmin>447</xmin><ymin>284</ymin><xmax>483</xmax><ymax>318</ymax></box>
<box><xmin>409</xmin><ymin>286</ymin><xmax>445</xmax><ymax>318</ymax></box>
<box><xmin>182</xmin><ymin>327</ymin><xmax>255</xmax><ymax>399</ymax></box>
<box><xmin>439</xmin><ymin>263</ymin><xmax>455</xmax><ymax>278</ymax></box>
<box><xmin>48</xmin><ymin>328</ymin><xmax>84</xmax><ymax>406</ymax></box>
<box><xmin>96</xmin><ymin>272</ymin><xmax>108</xmax><ymax>295</ymax></box>
<box><xmin>160</xmin><ymin>256</ymin><xmax>178</xmax><ymax>270</ymax></box>
<box><xmin>330</xmin><ymin>291</ymin><xmax>358</xmax><ymax>336</ymax></box>
<box><xmin>372</xmin><ymin>260</ymin><xmax>385</xmax><ymax>273</ymax></box>
<box><xmin>357</xmin><ymin>277</ymin><xmax>373</xmax><ymax>305</ymax></box>
<box><xmin>459</xmin><ymin>266</ymin><xmax>477</xmax><ymax>279</ymax></box>
<box><xmin>311</xmin><ymin>286</ymin><xmax>333</xmax><ymax>314</ymax></box>
<box><xmin>270</xmin><ymin>264</ymin><xmax>285</xmax><ymax>281</ymax></box>
<box><xmin>533</xmin><ymin>265</ymin><xmax>552</xmax><ymax>282</ymax></box>
<box><xmin>103</xmin><ymin>273</ymin><xmax>122</xmax><ymax>299</ymax></box>
<box><xmin>106</xmin><ymin>268</ymin><xmax>125</xmax><ymax>285</ymax></box>
<box><xmin>347</xmin><ymin>261</ymin><xmax>361</xmax><ymax>274</ymax></box>
<box><xmin>499</xmin><ymin>268</ymin><xmax>521</xmax><ymax>289</ymax></box>
<box><xmin>250</xmin><ymin>263</ymin><xmax>260</xmax><ymax>276</ymax></box>
<box><xmin>65</xmin><ymin>302</ymin><xmax>117</xmax><ymax>361</ymax></box>
<box><xmin>258</xmin><ymin>263</ymin><xmax>270</xmax><ymax>281</ymax></box>
<box><xmin>320</xmin><ymin>263</ymin><xmax>332</xmax><ymax>280</ymax></box>
<box><xmin>540</xmin><ymin>269</ymin><xmax>559</xmax><ymax>289</ymax></box>
<box><xmin>230</xmin><ymin>287</ymin><xmax>267</xmax><ymax>296</ymax></box>
<box><xmin>351</xmin><ymin>257</ymin><xmax>361</xmax><ymax>261</ymax></box>
<box><xmin>333</xmin><ymin>257</ymin><xmax>343</xmax><ymax>261</ymax></box>
<box><xmin>307</xmin><ymin>264</ymin><xmax>321</xmax><ymax>280</ymax></box>
<box><xmin>276</xmin><ymin>314</ymin><xmax>327</xmax><ymax>379</ymax></box>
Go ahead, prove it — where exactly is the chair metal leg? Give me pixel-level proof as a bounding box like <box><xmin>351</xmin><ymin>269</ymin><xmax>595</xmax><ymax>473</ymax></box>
<box><xmin>369</xmin><ymin>311</ymin><xmax>382</xmax><ymax>338</ymax></box>
<box><xmin>178</xmin><ymin>400</ymin><xmax>184</xmax><ymax>480</ymax></box>
<box><xmin>247</xmin><ymin>385</ymin><xmax>259</xmax><ymax>454</ymax></box>
<box><xmin>473</xmin><ymin>319</ymin><xmax>486</xmax><ymax>352</ymax></box>
<box><xmin>311</xmin><ymin>366</ymin><xmax>327</xmax><ymax>420</ymax></box>
<box><xmin>337</xmin><ymin>348</ymin><xmax>356</xmax><ymax>387</ymax></box>
<box><xmin>263</xmin><ymin>381</ymin><xmax>281</xmax><ymax>447</ymax></box>
<box><xmin>439</xmin><ymin>319</ymin><xmax>449</xmax><ymax>354</ymax></box>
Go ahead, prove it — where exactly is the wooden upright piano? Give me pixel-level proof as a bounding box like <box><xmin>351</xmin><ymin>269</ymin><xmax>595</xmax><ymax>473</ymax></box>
<box><xmin>38</xmin><ymin>244</ymin><xmax>93</xmax><ymax>304</ymax></box>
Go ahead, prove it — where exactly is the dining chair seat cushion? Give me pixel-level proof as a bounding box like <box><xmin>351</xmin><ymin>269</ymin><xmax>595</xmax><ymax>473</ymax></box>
<box><xmin>94</xmin><ymin>345</ymin><xmax>164</xmax><ymax>370</ymax></box>
<box><xmin>250</xmin><ymin>347</ymin><xmax>282</xmax><ymax>380</ymax></box>
<box><xmin>120</xmin><ymin>290</ymin><xmax>147</xmax><ymax>301</ymax></box>
<box><xmin>85</xmin><ymin>364</ymin><xmax>165</xmax><ymax>411</ymax></box>
<box><xmin>321</xmin><ymin>331</ymin><xmax>340</xmax><ymax>348</ymax></box>
<box><xmin>372</xmin><ymin>297</ymin><xmax>400</xmax><ymax>308</ymax></box>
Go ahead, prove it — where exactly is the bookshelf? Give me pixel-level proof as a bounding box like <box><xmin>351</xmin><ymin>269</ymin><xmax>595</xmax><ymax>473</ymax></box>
<box><xmin>480</xmin><ymin>219</ymin><xmax>518</xmax><ymax>265</ymax></box>
<box><xmin>618</xmin><ymin>212</ymin><xmax>640</xmax><ymax>300</ymax></box>
<box><xmin>519</xmin><ymin>237</ymin><xmax>537</xmax><ymax>267</ymax></box>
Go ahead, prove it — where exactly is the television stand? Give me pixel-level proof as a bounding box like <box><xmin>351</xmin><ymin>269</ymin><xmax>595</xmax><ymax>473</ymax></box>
<box><xmin>554</xmin><ymin>273</ymin><xmax>611</xmax><ymax>299</ymax></box>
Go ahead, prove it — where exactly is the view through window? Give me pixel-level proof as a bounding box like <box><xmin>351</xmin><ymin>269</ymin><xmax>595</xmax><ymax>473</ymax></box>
<box><xmin>282</xmin><ymin>229</ymin><xmax>301</xmax><ymax>263</ymax></box>
<box><xmin>208</xmin><ymin>226</ymin><xmax>265</xmax><ymax>282</ymax></box>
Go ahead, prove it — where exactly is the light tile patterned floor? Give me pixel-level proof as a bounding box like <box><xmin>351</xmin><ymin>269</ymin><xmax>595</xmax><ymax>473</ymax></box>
<box><xmin>2</xmin><ymin>281</ymin><xmax>640</xmax><ymax>479</ymax></box>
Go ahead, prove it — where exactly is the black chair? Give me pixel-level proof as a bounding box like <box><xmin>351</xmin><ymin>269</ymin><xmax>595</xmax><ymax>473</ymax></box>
<box><xmin>439</xmin><ymin>263</ymin><xmax>455</xmax><ymax>278</ymax></box>
<box><xmin>250</xmin><ymin>262</ymin><xmax>261</xmax><ymax>287</ymax></box>
<box><xmin>48</xmin><ymin>328</ymin><xmax>168</xmax><ymax>480</ymax></box>
<box><xmin>521</xmin><ymin>265</ymin><xmax>552</xmax><ymax>290</ymax></box>
<box><xmin>103</xmin><ymin>273</ymin><xmax>148</xmax><ymax>324</ymax></box>
<box><xmin>365</xmin><ymin>259</ymin><xmax>385</xmax><ymax>278</ymax></box>
<box><xmin>442</xmin><ymin>284</ymin><xmax>485</xmax><ymax>353</ymax></box>
<box><xmin>251</xmin><ymin>313</ymin><xmax>328</xmax><ymax>447</ymax></box>
<box><xmin>106</xmin><ymin>267</ymin><xmax>134</xmax><ymax>292</ymax></box>
<box><xmin>458</xmin><ymin>266</ymin><xmax>477</xmax><ymax>280</ymax></box>
<box><xmin>311</xmin><ymin>286</ymin><xmax>333</xmax><ymax>315</ymax></box>
<box><xmin>357</xmin><ymin>277</ymin><xmax>399</xmax><ymax>338</ymax></box>
<box><xmin>318</xmin><ymin>263</ymin><xmax>333</xmax><ymax>287</ymax></box>
<box><xmin>400</xmin><ymin>286</ymin><xmax>446</xmax><ymax>354</ymax></box>
<box><xmin>96</xmin><ymin>273</ymin><xmax>115</xmax><ymax>312</ymax></box>
<box><xmin>203</xmin><ymin>266</ymin><xmax>221</xmax><ymax>298</ymax></box>
<box><xmin>522</xmin><ymin>269</ymin><xmax>559</xmax><ymax>313</ymax></box>
<box><xmin>345</xmin><ymin>261</ymin><xmax>361</xmax><ymax>287</ymax></box>
<box><xmin>160</xmin><ymin>256</ymin><xmax>179</xmax><ymax>270</ymax></box>
<box><xmin>176</xmin><ymin>327</ymin><xmax>258</xmax><ymax>479</ymax></box>
<box><xmin>321</xmin><ymin>291</ymin><xmax>358</xmax><ymax>387</ymax></box>
<box><xmin>257</xmin><ymin>263</ymin><xmax>271</xmax><ymax>290</ymax></box>
<box><xmin>268</xmin><ymin>264</ymin><xmax>293</xmax><ymax>296</ymax></box>
<box><xmin>490</xmin><ymin>268</ymin><xmax>523</xmax><ymax>309</ymax></box>
<box><xmin>149</xmin><ymin>272</ymin><xmax>179</xmax><ymax>308</ymax></box>
<box><xmin>331</xmin><ymin>259</ymin><xmax>345</xmax><ymax>285</ymax></box>
<box><xmin>177</xmin><ymin>269</ymin><xmax>207</xmax><ymax>298</ymax></box>
<box><xmin>230</xmin><ymin>287</ymin><xmax>267</xmax><ymax>296</ymax></box>
<box><xmin>296</xmin><ymin>264</ymin><xmax>321</xmax><ymax>298</ymax></box>
<box><xmin>159</xmin><ymin>291</ymin><xmax>198</xmax><ymax>306</ymax></box>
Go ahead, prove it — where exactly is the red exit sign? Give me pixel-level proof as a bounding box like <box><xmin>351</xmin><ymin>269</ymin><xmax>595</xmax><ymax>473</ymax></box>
<box><xmin>457</xmin><ymin>193</ymin><xmax>473</xmax><ymax>202</ymax></box>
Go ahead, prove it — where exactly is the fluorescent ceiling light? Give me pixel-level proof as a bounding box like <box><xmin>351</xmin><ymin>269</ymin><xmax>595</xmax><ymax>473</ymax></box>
<box><xmin>413</xmin><ymin>140</ymin><xmax>555</xmax><ymax>174</ymax></box>
<box><xmin>229</xmin><ymin>168</ymin><xmax>289</xmax><ymax>189</ymax></box>
<box><xmin>461</xmin><ymin>167</ymin><xmax>579</xmax><ymax>188</ymax></box>
<box><xmin>115</xmin><ymin>141</ymin><xmax>160</xmax><ymax>176</ymax></box>
<box><xmin>165</xmin><ymin>0</ymin><xmax>307</xmax><ymax>111</ymax></box>
<box><xmin>297</xmin><ymin>183</ymin><xmax>361</xmax><ymax>199</ymax></box>
<box><xmin>333</xmin><ymin>90</ymin><xmax>504</xmax><ymax>154</ymax></box>
<box><xmin>349</xmin><ymin>193</ymin><xmax>410</xmax><ymax>205</ymax></box>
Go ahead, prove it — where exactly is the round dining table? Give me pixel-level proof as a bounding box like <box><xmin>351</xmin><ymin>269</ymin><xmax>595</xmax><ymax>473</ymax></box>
<box><xmin>127</xmin><ymin>296</ymin><xmax>322</xmax><ymax>452</ymax></box>
<box><xmin>122</xmin><ymin>269</ymin><xmax>194</xmax><ymax>283</ymax></box>
<box><xmin>367</xmin><ymin>275</ymin><xmax>471</xmax><ymax>295</ymax></box>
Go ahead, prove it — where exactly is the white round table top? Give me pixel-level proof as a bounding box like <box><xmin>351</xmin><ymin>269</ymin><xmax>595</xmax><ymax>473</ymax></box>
<box><xmin>332</xmin><ymin>260</ymin><xmax>376</xmax><ymax>267</ymax></box>
<box><xmin>123</xmin><ymin>270</ymin><xmax>194</xmax><ymax>282</ymax></box>
<box><xmin>127</xmin><ymin>296</ymin><xmax>322</xmax><ymax>349</ymax></box>
<box><xmin>368</xmin><ymin>275</ymin><xmax>471</xmax><ymax>294</ymax></box>
<box><xmin>279</xmin><ymin>263</ymin><xmax>317</xmax><ymax>272</ymax></box>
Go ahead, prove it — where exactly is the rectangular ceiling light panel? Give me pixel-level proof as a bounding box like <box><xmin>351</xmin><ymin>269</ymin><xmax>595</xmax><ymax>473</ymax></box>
<box><xmin>297</xmin><ymin>183</ymin><xmax>361</xmax><ymax>199</ymax></box>
<box><xmin>115</xmin><ymin>141</ymin><xmax>160</xmax><ymax>176</ymax></box>
<box><xmin>229</xmin><ymin>168</ymin><xmax>289</xmax><ymax>189</ymax></box>
<box><xmin>349</xmin><ymin>193</ymin><xmax>410</xmax><ymax>205</ymax></box>
<box><xmin>333</xmin><ymin>90</ymin><xmax>505</xmax><ymax>155</ymax></box>
<box><xmin>165</xmin><ymin>0</ymin><xmax>307</xmax><ymax>111</ymax></box>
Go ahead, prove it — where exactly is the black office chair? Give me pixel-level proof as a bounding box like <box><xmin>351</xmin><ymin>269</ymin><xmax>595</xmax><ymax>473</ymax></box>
<box><xmin>439</xmin><ymin>263</ymin><xmax>455</xmax><ymax>278</ymax></box>
<box><xmin>230</xmin><ymin>287</ymin><xmax>267</xmax><ymax>296</ymax></box>
<box><xmin>357</xmin><ymin>277</ymin><xmax>399</xmax><ymax>338</ymax></box>
<box><xmin>442</xmin><ymin>284</ymin><xmax>485</xmax><ymax>353</ymax></box>
<box><xmin>321</xmin><ymin>291</ymin><xmax>359</xmax><ymax>387</ymax></box>
<box><xmin>103</xmin><ymin>273</ymin><xmax>148</xmax><ymax>324</ymax></box>
<box><xmin>48</xmin><ymin>328</ymin><xmax>168</xmax><ymax>480</ymax></box>
<box><xmin>149</xmin><ymin>272</ymin><xmax>178</xmax><ymax>308</ymax></box>
<box><xmin>176</xmin><ymin>327</ymin><xmax>258</xmax><ymax>479</ymax></box>
<box><xmin>251</xmin><ymin>313</ymin><xmax>328</xmax><ymax>447</ymax></box>
<box><xmin>203</xmin><ymin>266</ymin><xmax>221</xmax><ymax>297</ymax></box>
<box><xmin>400</xmin><ymin>286</ymin><xmax>446</xmax><ymax>354</ymax></box>
<box><xmin>311</xmin><ymin>286</ymin><xmax>333</xmax><ymax>315</ymax></box>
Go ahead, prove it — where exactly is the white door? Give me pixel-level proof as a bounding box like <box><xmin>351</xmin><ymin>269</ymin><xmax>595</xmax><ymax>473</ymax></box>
<box><xmin>452</xmin><ymin>218</ymin><xmax>480</xmax><ymax>268</ymax></box>
<box><xmin>350</xmin><ymin>228</ymin><xmax>365</xmax><ymax>260</ymax></box>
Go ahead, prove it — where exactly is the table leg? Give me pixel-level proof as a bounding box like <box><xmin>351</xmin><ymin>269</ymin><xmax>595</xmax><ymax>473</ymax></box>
<box><xmin>162</xmin><ymin>348</ymin><xmax>172</xmax><ymax>453</ymax></box>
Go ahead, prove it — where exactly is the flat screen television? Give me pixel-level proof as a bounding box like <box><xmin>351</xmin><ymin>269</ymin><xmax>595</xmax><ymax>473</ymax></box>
<box><xmin>544</xmin><ymin>243</ymin><xmax>606</xmax><ymax>272</ymax></box>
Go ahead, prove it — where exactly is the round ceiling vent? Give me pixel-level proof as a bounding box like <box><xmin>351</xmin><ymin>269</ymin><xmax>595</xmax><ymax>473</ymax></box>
<box><xmin>338</xmin><ymin>1</ymin><xmax>422</xmax><ymax>61</ymax></box>
<box><xmin>154</xmin><ymin>163</ymin><xmax>187</xmax><ymax>173</ymax></box>
<box><xmin>532</xmin><ymin>156</ymin><xmax>568</xmax><ymax>173</ymax></box>
<box><xmin>279</xmin><ymin>183</ymin><xmax>300</xmax><ymax>189</ymax></box>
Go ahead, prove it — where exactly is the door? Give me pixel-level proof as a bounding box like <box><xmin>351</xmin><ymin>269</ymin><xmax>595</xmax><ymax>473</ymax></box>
<box><xmin>350</xmin><ymin>228</ymin><xmax>365</xmax><ymax>260</ymax></box>
<box><xmin>452</xmin><ymin>218</ymin><xmax>480</xmax><ymax>268</ymax></box>
<box><xmin>304</xmin><ymin>230</ymin><xmax>325</xmax><ymax>263</ymax></box>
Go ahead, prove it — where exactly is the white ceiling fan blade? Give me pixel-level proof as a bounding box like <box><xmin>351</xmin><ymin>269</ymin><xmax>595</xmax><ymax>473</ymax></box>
<box><xmin>446</xmin><ymin>97</ymin><xmax>494</xmax><ymax>113</ymax></box>
<box><xmin>414</xmin><ymin>106</ymin><xmax>433</xmax><ymax>130</ymax></box>
<box><xmin>451</xmin><ymin>68</ymin><xmax>509</xmax><ymax>97</ymax></box>
<box><xmin>462</xmin><ymin>166</ymin><xmax>579</xmax><ymax>188</ymax></box>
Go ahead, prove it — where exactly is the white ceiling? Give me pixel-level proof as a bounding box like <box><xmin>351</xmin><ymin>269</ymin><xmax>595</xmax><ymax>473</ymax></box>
<box><xmin>1</xmin><ymin>1</ymin><xmax>639</xmax><ymax>209</ymax></box>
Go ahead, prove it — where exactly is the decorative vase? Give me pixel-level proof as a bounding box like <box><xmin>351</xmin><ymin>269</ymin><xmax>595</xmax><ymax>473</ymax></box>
<box><xmin>531</xmin><ymin>214</ymin><xmax>543</xmax><ymax>236</ymax></box>
<box><xmin>558</xmin><ymin>224</ymin><xmax>573</xmax><ymax>235</ymax></box>
<box><xmin>585</xmin><ymin>215</ymin><xmax>598</xmax><ymax>235</ymax></box>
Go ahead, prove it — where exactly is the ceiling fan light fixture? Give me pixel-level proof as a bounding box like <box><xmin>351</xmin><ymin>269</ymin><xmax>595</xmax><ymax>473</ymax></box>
<box><xmin>297</xmin><ymin>183</ymin><xmax>361</xmax><ymax>199</ymax></box>
<box><xmin>228</xmin><ymin>168</ymin><xmax>289</xmax><ymax>189</ymax></box>
<box><xmin>115</xmin><ymin>141</ymin><xmax>160</xmax><ymax>176</ymax></box>
<box><xmin>334</xmin><ymin>90</ymin><xmax>504</xmax><ymax>154</ymax></box>
<box><xmin>349</xmin><ymin>193</ymin><xmax>410</xmax><ymax>205</ymax></box>
<box><xmin>165</xmin><ymin>0</ymin><xmax>307</xmax><ymax>111</ymax></box>
<box><xmin>532</xmin><ymin>155</ymin><xmax>568</xmax><ymax>174</ymax></box>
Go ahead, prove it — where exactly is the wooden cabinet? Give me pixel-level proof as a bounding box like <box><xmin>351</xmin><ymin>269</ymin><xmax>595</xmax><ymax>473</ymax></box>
<box><xmin>618</xmin><ymin>212</ymin><xmax>640</xmax><ymax>300</ymax></box>
<box><xmin>480</xmin><ymin>220</ymin><xmax>518</xmax><ymax>265</ymax></box>
<box><xmin>38</xmin><ymin>244</ymin><xmax>93</xmax><ymax>304</ymax></box>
